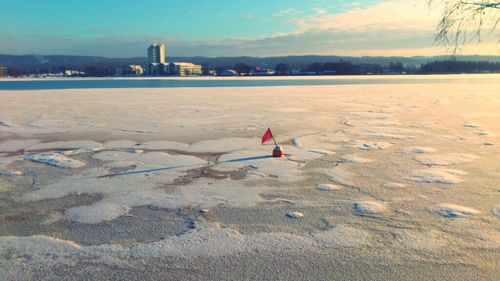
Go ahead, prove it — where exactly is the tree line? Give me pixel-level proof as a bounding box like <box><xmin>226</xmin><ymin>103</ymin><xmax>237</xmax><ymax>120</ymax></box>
<box><xmin>6</xmin><ymin>60</ymin><xmax>500</xmax><ymax>77</ymax></box>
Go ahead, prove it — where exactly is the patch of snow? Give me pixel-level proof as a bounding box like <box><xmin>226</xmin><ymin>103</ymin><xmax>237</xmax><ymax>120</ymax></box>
<box><xmin>431</xmin><ymin>203</ymin><xmax>481</xmax><ymax>218</ymax></box>
<box><xmin>353</xmin><ymin>201</ymin><xmax>386</xmax><ymax>216</ymax></box>
<box><xmin>103</xmin><ymin>140</ymin><xmax>138</xmax><ymax>150</ymax></box>
<box><xmin>25</xmin><ymin>152</ymin><xmax>85</xmax><ymax>168</ymax></box>
<box><xmin>26</xmin><ymin>140</ymin><xmax>103</xmax><ymax>151</ymax></box>
<box><xmin>348</xmin><ymin>140</ymin><xmax>393</xmax><ymax>150</ymax></box>
<box><xmin>403</xmin><ymin>147</ymin><xmax>437</xmax><ymax>154</ymax></box>
<box><xmin>414</xmin><ymin>153</ymin><xmax>477</xmax><ymax>166</ymax></box>
<box><xmin>382</xmin><ymin>182</ymin><xmax>405</xmax><ymax>188</ymax></box>
<box><xmin>317</xmin><ymin>183</ymin><xmax>341</xmax><ymax>191</ymax></box>
<box><xmin>339</xmin><ymin>154</ymin><xmax>372</xmax><ymax>164</ymax></box>
<box><xmin>311</xmin><ymin>225</ymin><xmax>370</xmax><ymax>248</ymax></box>
<box><xmin>407</xmin><ymin>168</ymin><xmax>467</xmax><ymax>184</ymax></box>
<box><xmin>65</xmin><ymin>202</ymin><xmax>131</xmax><ymax>224</ymax></box>
<box><xmin>0</xmin><ymin>170</ymin><xmax>23</xmax><ymax>176</ymax></box>
<box><xmin>286</xmin><ymin>212</ymin><xmax>304</xmax><ymax>218</ymax></box>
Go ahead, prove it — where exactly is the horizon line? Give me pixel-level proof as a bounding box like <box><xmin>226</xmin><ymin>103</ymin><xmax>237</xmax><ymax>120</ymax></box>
<box><xmin>1</xmin><ymin>53</ymin><xmax>499</xmax><ymax>60</ymax></box>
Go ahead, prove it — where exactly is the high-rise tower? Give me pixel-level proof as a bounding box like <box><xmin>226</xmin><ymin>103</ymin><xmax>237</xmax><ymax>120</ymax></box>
<box><xmin>147</xmin><ymin>43</ymin><xmax>166</xmax><ymax>64</ymax></box>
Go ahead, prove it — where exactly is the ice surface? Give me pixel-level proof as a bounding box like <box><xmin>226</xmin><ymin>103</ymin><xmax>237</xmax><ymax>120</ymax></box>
<box><xmin>339</xmin><ymin>154</ymin><xmax>372</xmax><ymax>164</ymax></box>
<box><xmin>414</xmin><ymin>153</ymin><xmax>477</xmax><ymax>166</ymax></box>
<box><xmin>348</xmin><ymin>140</ymin><xmax>393</xmax><ymax>150</ymax></box>
<box><xmin>65</xmin><ymin>202</ymin><xmax>131</xmax><ymax>224</ymax></box>
<box><xmin>403</xmin><ymin>147</ymin><xmax>437</xmax><ymax>154</ymax></box>
<box><xmin>286</xmin><ymin>212</ymin><xmax>304</xmax><ymax>218</ymax></box>
<box><xmin>317</xmin><ymin>183</ymin><xmax>342</xmax><ymax>191</ymax></box>
<box><xmin>407</xmin><ymin>168</ymin><xmax>467</xmax><ymax>184</ymax></box>
<box><xmin>353</xmin><ymin>201</ymin><xmax>387</xmax><ymax>216</ymax></box>
<box><xmin>382</xmin><ymin>182</ymin><xmax>405</xmax><ymax>188</ymax></box>
<box><xmin>26</xmin><ymin>140</ymin><xmax>104</xmax><ymax>151</ymax></box>
<box><xmin>25</xmin><ymin>152</ymin><xmax>85</xmax><ymax>168</ymax></box>
<box><xmin>431</xmin><ymin>204</ymin><xmax>481</xmax><ymax>218</ymax></box>
<box><xmin>0</xmin><ymin>139</ymin><xmax>41</xmax><ymax>152</ymax></box>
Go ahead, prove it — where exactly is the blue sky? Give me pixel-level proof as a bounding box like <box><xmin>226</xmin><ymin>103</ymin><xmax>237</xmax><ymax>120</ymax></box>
<box><xmin>0</xmin><ymin>0</ymin><xmax>497</xmax><ymax>57</ymax></box>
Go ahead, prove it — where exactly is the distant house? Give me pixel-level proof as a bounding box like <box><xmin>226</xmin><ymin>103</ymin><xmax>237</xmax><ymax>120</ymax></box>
<box><xmin>219</xmin><ymin>69</ymin><xmax>239</xmax><ymax>76</ymax></box>
<box><xmin>170</xmin><ymin>62</ymin><xmax>202</xmax><ymax>76</ymax></box>
<box><xmin>0</xmin><ymin>66</ymin><xmax>7</xmax><ymax>77</ymax></box>
<box><xmin>251</xmin><ymin>68</ymin><xmax>274</xmax><ymax>76</ymax></box>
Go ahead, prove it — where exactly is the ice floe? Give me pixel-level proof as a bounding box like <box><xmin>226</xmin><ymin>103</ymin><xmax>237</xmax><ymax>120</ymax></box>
<box><xmin>431</xmin><ymin>204</ymin><xmax>481</xmax><ymax>218</ymax></box>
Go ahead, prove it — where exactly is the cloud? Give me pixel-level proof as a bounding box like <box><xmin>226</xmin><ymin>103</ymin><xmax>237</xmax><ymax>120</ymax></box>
<box><xmin>273</xmin><ymin>8</ymin><xmax>303</xmax><ymax>17</ymax></box>
<box><xmin>1</xmin><ymin>0</ymin><xmax>497</xmax><ymax>57</ymax></box>
<box><xmin>297</xmin><ymin>0</ymin><xmax>438</xmax><ymax>33</ymax></box>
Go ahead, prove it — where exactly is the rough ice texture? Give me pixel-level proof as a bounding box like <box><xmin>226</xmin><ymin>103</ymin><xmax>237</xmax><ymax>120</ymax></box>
<box><xmin>25</xmin><ymin>140</ymin><xmax>104</xmax><ymax>151</ymax></box>
<box><xmin>138</xmin><ymin>138</ymin><xmax>258</xmax><ymax>153</ymax></box>
<box><xmin>291</xmin><ymin>134</ymin><xmax>344</xmax><ymax>150</ymax></box>
<box><xmin>1</xmin><ymin>79</ymin><xmax>499</xmax><ymax>275</ymax></box>
<box><xmin>348</xmin><ymin>140</ymin><xmax>393</xmax><ymax>150</ymax></box>
<box><xmin>213</xmin><ymin>149</ymin><xmax>305</xmax><ymax>182</ymax></box>
<box><xmin>321</xmin><ymin>166</ymin><xmax>357</xmax><ymax>188</ymax></box>
<box><xmin>339</xmin><ymin>154</ymin><xmax>372</xmax><ymax>164</ymax></box>
<box><xmin>0</xmin><ymin>170</ymin><xmax>23</xmax><ymax>176</ymax></box>
<box><xmin>392</xmin><ymin>230</ymin><xmax>449</xmax><ymax>253</ymax></box>
<box><xmin>311</xmin><ymin>225</ymin><xmax>370</xmax><ymax>248</ymax></box>
<box><xmin>407</xmin><ymin>168</ymin><xmax>467</xmax><ymax>184</ymax></box>
<box><xmin>414</xmin><ymin>153</ymin><xmax>477</xmax><ymax>166</ymax></box>
<box><xmin>353</xmin><ymin>201</ymin><xmax>387</xmax><ymax>216</ymax></box>
<box><xmin>382</xmin><ymin>182</ymin><xmax>405</xmax><ymax>188</ymax></box>
<box><xmin>0</xmin><ymin>139</ymin><xmax>41</xmax><ymax>152</ymax></box>
<box><xmin>403</xmin><ymin>147</ymin><xmax>437</xmax><ymax>154</ymax></box>
<box><xmin>103</xmin><ymin>140</ymin><xmax>138</xmax><ymax>149</ymax></box>
<box><xmin>65</xmin><ymin>202</ymin><xmax>131</xmax><ymax>224</ymax></box>
<box><xmin>431</xmin><ymin>204</ymin><xmax>481</xmax><ymax>218</ymax></box>
<box><xmin>0</xmin><ymin>221</ymin><xmax>372</xmax><ymax>264</ymax></box>
<box><xmin>25</xmin><ymin>152</ymin><xmax>85</xmax><ymax>168</ymax></box>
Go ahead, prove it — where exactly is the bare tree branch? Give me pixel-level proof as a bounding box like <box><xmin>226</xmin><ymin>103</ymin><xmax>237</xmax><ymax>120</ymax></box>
<box><xmin>427</xmin><ymin>0</ymin><xmax>500</xmax><ymax>54</ymax></box>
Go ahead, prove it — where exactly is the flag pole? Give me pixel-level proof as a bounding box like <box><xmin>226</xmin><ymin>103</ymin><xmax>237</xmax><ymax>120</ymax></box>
<box><xmin>272</xmin><ymin>135</ymin><xmax>278</xmax><ymax>147</ymax></box>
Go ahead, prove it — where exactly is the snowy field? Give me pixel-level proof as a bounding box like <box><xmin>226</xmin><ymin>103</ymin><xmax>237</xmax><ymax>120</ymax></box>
<box><xmin>0</xmin><ymin>76</ymin><xmax>499</xmax><ymax>280</ymax></box>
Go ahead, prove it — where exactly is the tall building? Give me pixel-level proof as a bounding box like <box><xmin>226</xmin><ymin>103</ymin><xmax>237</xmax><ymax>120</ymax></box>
<box><xmin>147</xmin><ymin>43</ymin><xmax>166</xmax><ymax>64</ymax></box>
<box><xmin>0</xmin><ymin>66</ymin><xmax>7</xmax><ymax>77</ymax></box>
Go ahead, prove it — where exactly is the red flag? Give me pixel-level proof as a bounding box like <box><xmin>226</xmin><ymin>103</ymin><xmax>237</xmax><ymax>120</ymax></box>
<box><xmin>261</xmin><ymin>128</ymin><xmax>273</xmax><ymax>144</ymax></box>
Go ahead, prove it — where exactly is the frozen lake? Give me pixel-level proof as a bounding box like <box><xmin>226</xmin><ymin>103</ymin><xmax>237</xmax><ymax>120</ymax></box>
<box><xmin>0</xmin><ymin>74</ymin><xmax>498</xmax><ymax>90</ymax></box>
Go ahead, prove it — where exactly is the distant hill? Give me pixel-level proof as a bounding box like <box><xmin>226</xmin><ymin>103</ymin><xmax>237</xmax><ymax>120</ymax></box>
<box><xmin>1</xmin><ymin>53</ymin><xmax>499</xmax><ymax>70</ymax></box>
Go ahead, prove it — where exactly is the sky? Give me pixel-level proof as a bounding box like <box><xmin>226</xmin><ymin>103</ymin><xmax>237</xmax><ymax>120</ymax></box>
<box><xmin>0</xmin><ymin>0</ymin><xmax>498</xmax><ymax>57</ymax></box>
